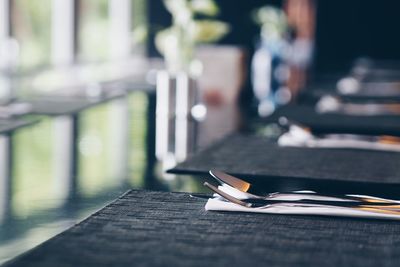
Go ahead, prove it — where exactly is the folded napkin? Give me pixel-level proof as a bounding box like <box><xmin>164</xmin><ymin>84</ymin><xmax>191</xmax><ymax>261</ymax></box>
<box><xmin>205</xmin><ymin>185</ymin><xmax>400</xmax><ymax>220</ymax></box>
<box><xmin>278</xmin><ymin>125</ymin><xmax>400</xmax><ymax>152</ymax></box>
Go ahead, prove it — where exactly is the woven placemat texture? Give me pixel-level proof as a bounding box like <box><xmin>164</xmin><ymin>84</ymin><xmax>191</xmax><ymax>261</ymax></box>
<box><xmin>170</xmin><ymin>134</ymin><xmax>400</xmax><ymax>186</ymax></box>
<box><xmin>5</xmin><ymin>190</ymin><xmax>400</xmax><ymax>267</ymax></box>
<box><xmin>268</xmin><ymin>105</ymin><xmax>400</xmax><ymax>136</ymax></box>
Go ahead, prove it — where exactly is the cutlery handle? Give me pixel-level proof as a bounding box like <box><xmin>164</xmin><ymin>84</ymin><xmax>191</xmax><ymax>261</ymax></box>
<box><xmin>269</xmin><ymin>192</ymin><xmax>400</xmax><ymax>204</ymax></box>
<box><xmin>248</xmin><ymin>198</ymin><xmax>400</xmax><ymax>208</ymax></box>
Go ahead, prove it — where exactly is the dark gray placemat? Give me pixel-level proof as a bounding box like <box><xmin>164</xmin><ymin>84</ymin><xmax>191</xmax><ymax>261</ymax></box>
<box><xmin>5</xmin><ymin>189</ymin><xmax>400</xmax><ymax>267</ymax></box>
<box><xmin>169</xmin><ymin>134</ymin><xmax>400</xmax><ymax>186</ymax></box>
<box><xmin>267</xmin><ymin>105</ymin><xmax>400</xmax><ymax>136</ymax></box>
<box><xmin>299</xmin><ymin>89</ymin><xmax>400</xmax><ymax>104</ymax></box>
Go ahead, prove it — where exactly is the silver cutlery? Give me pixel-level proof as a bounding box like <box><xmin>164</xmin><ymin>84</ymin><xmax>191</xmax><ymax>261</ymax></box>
<box><xmin>203</xmin><ymin>182</ymin><xmax>400</xmax><ymax>217</ymax></box>
<box><xmin>194</xmin><ymin>187</ymin><xmax>400</xmax><ymax>208</ymax></box>
<box><xmin>209</xmin><ymin>170</ymin><xmax>400</xmax><ymax>205</ymax></box>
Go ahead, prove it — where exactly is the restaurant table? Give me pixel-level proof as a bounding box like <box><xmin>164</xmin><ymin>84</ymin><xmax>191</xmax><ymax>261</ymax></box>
<box><xmin>4</xmin><ymin>189</ymin><xmax>400</xmax><ymax>267</ymax></box>
<box><xmin>0</xmin><ymin>118</ymin><xmax>37</xmax><ymax>134</ymax></box>
<box><xmin>265</xmin><ymin>105</ymin><xmax>400</xmax><ymax>136</ymax></box>
<box><xmin>25</xmin><ymin>82</ymin><xmax>156</xmax><ymax>184</ymax></box>
<box><xmin>21</xmin><ymin>91</ymin><xmax>126</xmax><ymax>116</ymax></box>
<box><xmin>0</xmin><ymin>118</ymin><xmax>39</xmax><ymax>222</ymax></box>
<box><xmin>298</xmin><ymin>86</ymin><xmax>400</xmax><ymax>104</ymax></box>
<box><xmin>169</xmin><ymin>134</ymin><xmax>400</xmax><ymax>197</ymax></box>
<box><xmin>18</xmin><ymin>92</ymin><xmax>128</xmax><ymax>199</ymax></box>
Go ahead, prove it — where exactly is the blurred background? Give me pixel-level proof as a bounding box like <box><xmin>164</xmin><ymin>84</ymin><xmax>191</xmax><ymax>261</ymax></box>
<box><xmin>1</xmin><ymin>0</ymin><xmax>400</xmax><ymax>264</ymax></box>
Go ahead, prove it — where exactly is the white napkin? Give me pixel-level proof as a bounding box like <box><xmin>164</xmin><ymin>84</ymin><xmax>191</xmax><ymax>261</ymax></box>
<box><xmin>205</xmin><ymin>184</ymin><xmax>400</xmax><ymax>220</ymax></box>
<box><xmin>278</xmin><ymin>125</ymin><xmax>400</xmax><ymax>152</ymax></box>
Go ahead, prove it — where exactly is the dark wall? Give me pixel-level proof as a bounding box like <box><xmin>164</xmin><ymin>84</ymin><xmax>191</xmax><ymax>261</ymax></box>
<box><xmin>147</xmin><ymin>0</ymin><xmax>282</xmax><ymax>57</ymax></box>
<box><xmin>149</xmin><ymin>0</ymin><xmax>400</xmax><ymax>73</ymax></box>
<box><xmin>215</xmin><ymin>0</ymin><xmax>282</xmax><ymax>51</ymax></box>
<box><xmin>147</xmin><ymin>0</ymin><xmax>171</xmax><ymax>57</ymax></box>
<box><xmin>314</xmin><ymin>0</ymin><xmax>400</xmax><ymax>73</ymax></box>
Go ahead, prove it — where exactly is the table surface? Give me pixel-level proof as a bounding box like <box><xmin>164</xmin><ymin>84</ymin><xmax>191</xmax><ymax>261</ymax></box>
<box><xmin>20</xmin><ymin>92</ymin><xmax>126</xmax><ymax>116</ymax></box>
<box><xmin>4</xmin><ymin>189</ymin><xmax>400</xmax><ymax>267</ymax></box>
<box><xmin>0</xmin><ymin>118</ymin><xmax>38</xmax><ymax>135</ymax></box>
<box><xmin>265</xmin><ymin>105</ymin><xmax>400</xmax><ymax>136</ymax></box>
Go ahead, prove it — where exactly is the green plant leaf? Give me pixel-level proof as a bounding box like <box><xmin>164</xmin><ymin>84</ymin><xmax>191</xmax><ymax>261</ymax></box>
<box><xmin>190</xmin><ymin>0</ymin><xmax>219</xmax><ymax>16</ymax></box>
<box><xmin>193</xmin><ymin>20</ymin><xmax>230</xmax><ymax>43</ymax></box>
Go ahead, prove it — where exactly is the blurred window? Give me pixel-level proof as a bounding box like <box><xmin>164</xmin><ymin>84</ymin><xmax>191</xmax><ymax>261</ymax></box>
<box><xmin>8</xmin><ymin>0</ymin><xmax>148</xmax><ymax>70</ymax></box>
<box><xmin>131</xmin><ymin>0</ymin><xmax>148</xmax><ymax>56</ymax></box>
<box><xmin>11</xmin><ymin>0</ymin><xmax>52</xmax><ymax>70</ymax></box>
<box><xmin>78</xmin><ymin>0</ymin><xmax>148</xmax><ymax>63</ymax></box>
<box><xmin>77</xmin><ymin>0</ymin><xmax>109</xmax><ymax>62</ymax></box>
